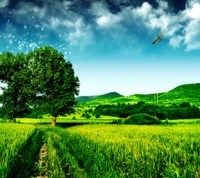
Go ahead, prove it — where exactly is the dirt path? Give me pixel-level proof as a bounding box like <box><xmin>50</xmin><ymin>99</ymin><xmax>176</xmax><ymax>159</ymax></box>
<box><xmin>31</xmin><ymin>139</ymin><xmax>48</xmax><ymax>178</ymax></box>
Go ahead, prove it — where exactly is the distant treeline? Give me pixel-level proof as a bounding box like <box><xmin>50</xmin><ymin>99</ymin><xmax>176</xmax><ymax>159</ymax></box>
<box><xmin>93</xmin><ymin>101</ymin><xmax>200</xmax><ymax>120</ymax></box>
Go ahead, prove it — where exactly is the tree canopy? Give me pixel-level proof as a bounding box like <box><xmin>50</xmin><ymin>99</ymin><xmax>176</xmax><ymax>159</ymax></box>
<box><xmin>0</xmin><ymin>46</ymin><xmax>80</xmax><ymax>125</ymax></box>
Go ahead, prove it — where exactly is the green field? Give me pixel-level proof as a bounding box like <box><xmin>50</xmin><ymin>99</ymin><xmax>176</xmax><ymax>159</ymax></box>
<box><xmin>0</xmin><ymin>122</ymin><xmax>200</xmax><ymax>177</ymax></box>
<box><xmin>15</xmin><ymin>115</ymin><xmax>120</xmax><ymax>124</ymax></box>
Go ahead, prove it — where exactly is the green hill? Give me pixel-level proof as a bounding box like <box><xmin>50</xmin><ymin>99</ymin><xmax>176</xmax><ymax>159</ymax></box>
<box><xmin>76</xmin><ymin>96</ymin><xmax>96</xmax><ymax>103</ymax></box>
<box><xmin>77</xmin><ymin>83</ymin><xmax>200</xmax><ymax>106</ymax></box>
<box><xmin>76</xmin><ymin>92</ymin><xmax>123</xmax><ymax>104</ymax></box>
<box><xmin>160</xmin><ymin>83</ymin><xmax>200</xmax><ymax>99</ymax></box>
<box><xmin>95</xmin><ymin>92</ymin><xmax>122</xmax><ymax>99</ymax></box>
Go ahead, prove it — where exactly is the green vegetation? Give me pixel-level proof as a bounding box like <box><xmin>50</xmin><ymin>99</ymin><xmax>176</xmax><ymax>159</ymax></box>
<box><xmin>43</xmin><ymin>127</ymin><xmax>87</xmax><ymax>177</ymax></box>
<box><xmin>0</xmin><ymin>46</ymin><xmax>79</xmax><ymax>126</ymax></box>
<box><xmin>94</xmin><ymin>101</ymin><xmax>200</xmax><ymax>120</ymax></box>
<box><xmin>50</xmin><ymin>124</ymin><xmax>200</xmax><ymax>177</ymax></box>
<box><xmin>77</xmin><ymin>83</ymin><xmax>200</xmax><ymax>107</ymax></box>
<box><xmin>1</xmin><ymin>122</ymin><xmax>200</xmax><ymax>177</ymax></box>
<box><xmin>121</xmin><ymin>113</ymin><xmax>161</xmax><ymax>125</ymax></box>
<box><xmin>0</xmin><ymin>124</ymin><xmax>42</xmax><ymax>177</ymax></box>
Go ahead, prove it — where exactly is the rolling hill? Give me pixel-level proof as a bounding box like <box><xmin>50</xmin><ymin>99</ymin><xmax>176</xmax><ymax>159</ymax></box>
<box><xmin>76</xmin><ymin>92</ymin><xmax>122</xmax><ymax>104</ymax></box>
<box><xmin>76</xmin><ymin>83</ymin><xmax>200</xmax><ymax>106</ymax></box>
<box><xmin>159</xmin><ymin>83</ymin><xmax>200</xmax><ymax>99</ymax></box>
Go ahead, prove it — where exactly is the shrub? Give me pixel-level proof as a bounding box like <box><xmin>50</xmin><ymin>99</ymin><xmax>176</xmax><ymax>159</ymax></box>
<box><xmin>85</xmin><ymin>113</ymin><xmax>91</xmax><ymax>119</ymax></box>
<box><xmin>95</xmin><ymin>113</ymin><xmax>101</xmax><ymax>118</ymax></box>
<box><xmin>156</xmin><ymin>111</ymin><xmax>168</xmax><ymax>120</ymax></box>
<box><xmin>122</xmin><ymin>113</ymin><xmax>161</xmax><ymax>125</ymax></box>
<box><xmin>81</xmin><ymin>113</ymin><xmax>91</xmax><ymax>119</ymax></box>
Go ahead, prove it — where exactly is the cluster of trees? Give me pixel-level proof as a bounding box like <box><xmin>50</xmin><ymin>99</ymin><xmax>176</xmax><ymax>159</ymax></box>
<box><xmin>94</xmin><ymin>101</ymin><xmax>200</xmax><ymax>120</ymax></box>
<box><xmin>0</xmin><ymin>46</ymin><xmax>80</xmax><ymax>126</ymax></box>
<box><xmin>81</xmin><ymin>109</ymin><xmax>100</xmax><ymax>118</ymax></box>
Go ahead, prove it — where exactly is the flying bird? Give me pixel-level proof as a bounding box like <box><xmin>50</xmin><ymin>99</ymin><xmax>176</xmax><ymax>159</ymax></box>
<box><xmin>152</xmin><ymin>31</ymin><xmax>165</xmax><ymax>44</ymax></box>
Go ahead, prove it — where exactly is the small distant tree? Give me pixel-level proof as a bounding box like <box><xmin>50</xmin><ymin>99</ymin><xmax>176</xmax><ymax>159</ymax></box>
<box><xmin>179</xmin><ymin>102</ymin><xmax>191</xmax><ymax>108</ymax></box>
<box><xmin>28</xmin><ymin>46</ymin><xmax>80</xmax><ymax>126</ymax></box>
<box><xmin>95</xmin><ymin>113</ymin><xmax>101</xmax><ymax>118</ymax></box>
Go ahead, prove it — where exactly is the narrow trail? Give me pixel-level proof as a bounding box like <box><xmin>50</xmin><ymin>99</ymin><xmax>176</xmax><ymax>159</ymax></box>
<box><xmin>31</xmin><ymin>138</ymin><xmax>48</xmax><ymax>178</ymax></box>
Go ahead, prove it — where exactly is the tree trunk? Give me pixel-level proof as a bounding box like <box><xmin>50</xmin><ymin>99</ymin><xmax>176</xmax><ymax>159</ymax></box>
<box><xmin>51</xmin><ymin>116</ymin><xmax>57</xmax><ymax>126</ymax></box>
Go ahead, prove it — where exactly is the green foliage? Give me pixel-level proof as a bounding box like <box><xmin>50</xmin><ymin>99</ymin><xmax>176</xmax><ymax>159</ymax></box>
<box><xmin>160</xmin><ymin>83</ymin><xmax>200</xmax><ymax>100</ymax></box>
<box><xmin>179</xmin><ymin>102</ymin><xmax>191</xmax><ymax>108</ymax></box>
<box><xmin>156</xmin><ymin>110</ymin><xmax>168</xmax><ymax>120</ymax></box>
<box><xmin>0</xmin><ymin>52</ymin><xmax>32</xmax><ymax>120</ymax></box>
<box><xmin>0</xmin><ymin>46</ymin><xmax>80</xmax><ymax>123</ymax></box>
<box><xmin>94</xmin><ymin>102</ymin><xmax>200</xmax><ymax>120</ymax></box>
<box><xmin>122</xmin><ymin>113</ymin><xmax>161</xmax><ymax>125</ymax></box>
<box><xmin>95</xmin><ymin>113</ymin><xmax>101</xmax><ymax>118</ymax></box>
<box><xmin>28</xmin><ymin>46</ymin><xmax>80</xmax><ymax>118</ymax></box>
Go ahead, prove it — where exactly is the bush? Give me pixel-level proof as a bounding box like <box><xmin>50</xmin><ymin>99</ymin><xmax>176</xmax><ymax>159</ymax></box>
<box><xmin>86</xmin><ymin>113</ymin><xmax>91</xmax><ymax>119</ymax></box>
<box><xmin>156</xmin><ymin>111</ymin><xmax>168</xmax><ymax>120</ymax></box>
<box><xmin>81</xmin><ymin>113</ymin><xmax>91</xmax><ymax>119</ymax></box>
<box><xmin>121</xmin><ymin>113</ymin><xmax>161</xmax><ymax>125</ymax></box>
<box><xmin>95</xmin><ymin>113</ymin><xmax>101</xmax><ymax>118</ymax></box>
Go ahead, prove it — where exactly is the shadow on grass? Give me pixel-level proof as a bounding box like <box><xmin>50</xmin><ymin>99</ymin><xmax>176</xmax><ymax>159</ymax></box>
<box><xmin>8</xmin><ymin>129</ymin><xmax>44</xmax><ymax>178</ymax></box>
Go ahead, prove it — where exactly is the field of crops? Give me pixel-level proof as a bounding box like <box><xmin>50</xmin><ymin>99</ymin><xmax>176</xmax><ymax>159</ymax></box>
<box><xmin>61</xmin><ymin>124</ymin><xmax>200</xmax><ymax>177</ymax></box>
<box><xmin>0</xmin><ymin>123</ymin><xmax>200</xmax><ymax>177</ymax></box>
<box><xmin>0</xmin><ymin>124</ymin><xmax>43</xmax><ymax>177</ymax></box>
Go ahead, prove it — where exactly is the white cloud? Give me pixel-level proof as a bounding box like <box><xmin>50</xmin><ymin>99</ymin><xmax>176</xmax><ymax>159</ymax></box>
<box><xmin>0</xmin><ymin>0</ymin><xmax>9</xmax><ymax>8</ymax></box>
<box><xmin>156</xmin><ymin>0</ymin><xmax>168</xmax><ymax>10</ymax></box>
<box><xmin>67</xmin><ymin>18</ymin><xmax>95</xmax><ymax>48</ymax></box>
<box><xmin>116</xmin><ymin>1</ymin><xmax>200</xmax><ymax>51</ymax></box>
<box><xmin>13</xmin><ymin>2</ymin><xmax>46</xmax><ymax>19</ymax></box>
<box><xmin>90</xmin><ymin>2</ymin><xmax>122</xmax><ymax>28</ymax></box>
<box><xmin>169</xmin><ymin>35</ymin><xmax>184</xmax><ymax>48</ymax></box>
<box><xmin>96</xmin><ymin>14</ymin><xmax>122</xmax><ymax>28</ymax></box>
<box><xmin>133</xmin><ymin>2</ymin><xmax>152</xmax><ymax>18</ymax></box>
<box><xmin>184</xmin><ymin>20</ymin><xmax>200</xmax><ymax>51</ymax></box>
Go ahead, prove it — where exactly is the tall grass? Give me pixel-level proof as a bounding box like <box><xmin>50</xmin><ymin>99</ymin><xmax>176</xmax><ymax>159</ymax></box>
<box><xmin>40</xmin><ymin>126</ymin><xmax>87</xmax><ymax>178</ymax></box>
<box><xmin>0</xmin><ymin>124</ymin><xmax>36</xmax><ymax>177</ymax></box>
<box><xmin>62</xmin><ymin>124</ymin><xmax>200</xmax><ymax>177</ymax></box>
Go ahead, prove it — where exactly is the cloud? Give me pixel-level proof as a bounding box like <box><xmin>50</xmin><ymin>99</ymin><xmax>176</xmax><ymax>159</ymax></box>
<box><xmin>67</xmin><ymin>18</ymin><xmax>95</xmax><ymax>48</ymax></box>
<box><xmin>133</xmin><ymin>2</ymin><xmax>152</xmax><ymax>18</ymax></box>
<box><xmin>184</xmin><ymin>20</ymin><xmax>200</xmax><ymax>51</ymax></box>
<box><xmin>169</xmin><ymin>35</ymin><xmax>184</xmax><ymax>48</ymax></box>
<box><xmin>1</xmin><ymin>0</ymin><xmax>200</xmax><ymax>52</ymax></box>
<box><xmin>156</xmin><ymin>0</ymin><xmax>168</xmax><ymax>10</ymax></box>
<box><xmin>96</xmin><ymin>14</ymin><xmax>121</xmax><ymax>28</ymax></box>
<box><xmin>0</xmin><ymin>0</ymin><xmax>9</xmax><ymax>8</ymax></box>
<box><xmin>5</xmin><ymin>0</ymin><xmax>94</xmax><ymax>50</ymax></box>
<box><xmin>90</xmin><ymin>2</ymin><xmax>122</xmax><ymax>28</ymax></box>
<box><xmin>116</xmin><ymin>1</ymin><xmax>200</xmax><ymax>51</ymax></box>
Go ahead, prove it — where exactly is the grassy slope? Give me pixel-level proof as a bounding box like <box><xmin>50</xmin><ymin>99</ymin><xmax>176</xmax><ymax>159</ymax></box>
<box><xmin>77</xmin><ymin>83</ymin><xmax>200</xmax><ymax>106</ymax></box>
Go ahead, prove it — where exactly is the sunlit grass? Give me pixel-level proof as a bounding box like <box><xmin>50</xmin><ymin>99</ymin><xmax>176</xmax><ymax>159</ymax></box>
<box><xmin>16</xmin><ymin>115</ymin><xmax>120</xmax><ymax>124</ymax></box>
<box><xmin>61</xmin><ymin>124</ymin><xmax>200</xmax><ymax>177</ymax></box>
<box><xmin>0</xmin><ymin>124</ymin><xmax>36</xmax><ymax>177</ymax></box>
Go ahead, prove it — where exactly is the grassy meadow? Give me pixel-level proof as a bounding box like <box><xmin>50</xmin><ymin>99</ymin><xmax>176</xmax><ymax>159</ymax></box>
<box><xmin>0</xmin><ymin>122</ymin><xmax>200</xmax><ymax>177</ymax></box>
<box><xmin>15</xmin><ymin>114</ymin><xmax>121</xmax><ymax>124</ymax></box>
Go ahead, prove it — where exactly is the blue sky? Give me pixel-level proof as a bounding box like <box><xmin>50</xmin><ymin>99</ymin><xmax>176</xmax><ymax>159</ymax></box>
<box><xmin>0</xmin><ymin>0</ymin><xmax>200</xmax><ymax>96</ymax></box>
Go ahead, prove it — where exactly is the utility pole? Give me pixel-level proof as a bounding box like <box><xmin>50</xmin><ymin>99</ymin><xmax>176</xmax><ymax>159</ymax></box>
<box><xmin>154</xmin><ymin>93</ymin><xmax>158</xmax><ymax>105</ymax></box>
<box><xmin>157</xmin><ymin>93</ymin><xmax>158</xmax><ymax>105</ymax></box>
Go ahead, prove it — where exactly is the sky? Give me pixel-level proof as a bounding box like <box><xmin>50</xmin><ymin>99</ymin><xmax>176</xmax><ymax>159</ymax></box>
<box><xmin>0</xmin><ymin>0</ymin><xmax>200</xmax><ymax>96</ymax></box>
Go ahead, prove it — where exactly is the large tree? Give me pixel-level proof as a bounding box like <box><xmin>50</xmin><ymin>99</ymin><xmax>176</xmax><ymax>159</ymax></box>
<box><xmin>0</xmin><ymin>52</ymin><xmax>32</xmax><ymax>121</ymax></box>
<box><xmin>28</xmin><ymin>46</ymin><xmax>80</xmax><ymax>126</ymax></box>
